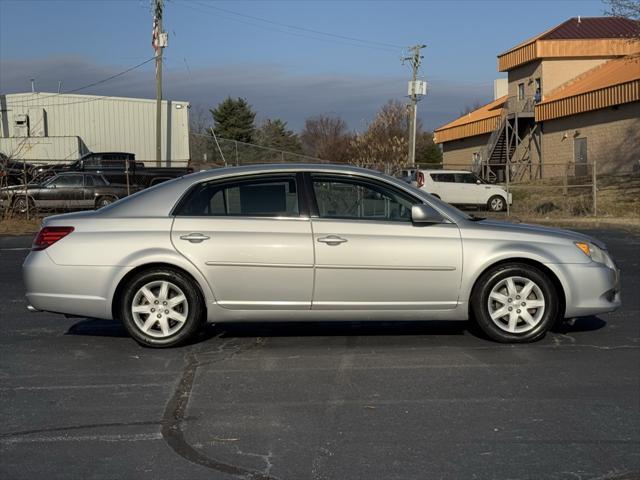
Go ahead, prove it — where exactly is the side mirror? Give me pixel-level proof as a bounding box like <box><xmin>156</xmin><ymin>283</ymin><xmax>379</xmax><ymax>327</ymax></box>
<box><xmin>411</xmin><ymin>204</ymin><xmax>444</xmax><ymax>224</ymax></box>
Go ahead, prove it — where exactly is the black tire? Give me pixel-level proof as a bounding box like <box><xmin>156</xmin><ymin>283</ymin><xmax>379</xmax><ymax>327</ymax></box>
<box><xmin>487</xmin><ymin>195</ymin><xmax>506</xmax><ymax>212</ymax></box>
<box><xmin>119</xmin><ymin>268</ymin><xmax>206</xmax><ymax>348</ymax></box>
<box><xmin>12</xmin><ymin>196</ymin><xmax>35</xmax><ymax>214</ymax></box>
<box><xmin>471</xmin><ymin>263</ymin><xmax>560</xmax><ymax>343</ymax></box>
<box><xmin>95</xmin><ymin>196</ymin><xmax>116</xmax><ymax>209</ymax></box>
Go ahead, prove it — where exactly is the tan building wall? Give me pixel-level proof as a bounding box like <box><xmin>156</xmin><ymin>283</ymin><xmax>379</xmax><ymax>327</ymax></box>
<box><xmin>540</xmin><ymin>58</ymin><xmax>611</xmax><ymax>97</ymax></box>
<box><xmin>541</xmin><ymin>101</ymin><xmax>640</xmax><ymax>176</ymax></box>
<box><xmin>441</xmin><ymin>134</ymin><xmax>490</xmax><ymax>169</ymax></box>
<box><xmin>508</xmin><ymin>61</ymin><xmax>542</xmax><ymax>102</ymax></box>
<box><xmin>507</xmin><ymin>58</ymin><xmax>612</xmax><ymax>108</ymax></box>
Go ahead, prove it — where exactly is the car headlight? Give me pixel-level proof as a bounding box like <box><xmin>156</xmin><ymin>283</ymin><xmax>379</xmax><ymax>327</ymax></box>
<box><xmin>575</xmin><ymin>242</ymin><xmax>615</xmax><ymax>268</ymax></box>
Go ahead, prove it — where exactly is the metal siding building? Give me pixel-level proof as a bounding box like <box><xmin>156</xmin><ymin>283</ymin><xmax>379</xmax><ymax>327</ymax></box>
<box><xmin>0</xmin><ymin>92</ymin><xmax>190</xmax><ymax>166</ymax></box>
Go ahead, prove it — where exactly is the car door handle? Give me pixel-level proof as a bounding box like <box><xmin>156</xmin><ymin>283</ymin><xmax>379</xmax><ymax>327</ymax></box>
<box><xmin>317</xmin><ymin>235</ymin><xmax>348</xmax><ymax>246</ymax></box>
<box><xmin>179</xmin><ymin>233</ymin><xmax>210</xmax><ymax>243</ymax></box>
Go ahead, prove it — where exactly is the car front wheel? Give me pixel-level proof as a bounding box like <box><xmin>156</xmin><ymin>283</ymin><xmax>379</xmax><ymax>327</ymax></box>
<box><xmin>471</xmin><ymin>263</ymin><xmax>560</xmax><ymax>342</ymax></box>
<box><xmin>119</xmin><ymin>268</ymin><xmax>205</xmax><ymax>347</ymax></box>
<box><xmin>487</xmin><ymin>195</ymin><xmax>506</xmax><ymax>212</ymax></box>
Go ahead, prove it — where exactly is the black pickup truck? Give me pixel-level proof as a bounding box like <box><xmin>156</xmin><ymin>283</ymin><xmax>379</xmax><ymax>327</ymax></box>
<box><xmin>35</xmin><ymin>152</ymin><xmax>192</xmax><ymax>188</ymax></box>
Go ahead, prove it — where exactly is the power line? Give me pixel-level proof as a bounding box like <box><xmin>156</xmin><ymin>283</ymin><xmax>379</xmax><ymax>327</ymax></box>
<box><xmin>3</xmin><ymin>56</ymin><xmax>156</xmax><ymax>107</ymax></box>
<box><xmin>184</xmin><ymin>1</ymin><xmax>404</xmax><ymax>52</ymax></box>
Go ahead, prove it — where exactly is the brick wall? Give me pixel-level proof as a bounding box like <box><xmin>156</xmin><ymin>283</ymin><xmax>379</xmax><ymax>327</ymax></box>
<box><xmin>541</xmin><ymin>101</ymin><xmax>640</xmax><ymax>175</ymax></box>
<box><xmin>441</xmin><ymin>134</ymin><xmax>490</xmax><ymax>169</ymax></box>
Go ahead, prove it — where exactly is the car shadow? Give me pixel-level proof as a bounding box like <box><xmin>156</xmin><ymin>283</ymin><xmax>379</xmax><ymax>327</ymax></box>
<box><xmin>551</xmin><ymin>316</ymin><xmax>607</xmax><ymax>334</ymax></box>
<box><xmin>198</xmin><ymin>320</ymin><xmax>473</xmax><ymax>342</ymax></box>
<box><xmin>66</xmin><ymin>318</ymin><xmax>129</xmax><ymax>338</ymax></box>
<box><xmin>64</xmin><ymin>316</ymin><xmax>607</xmax><ymax>343</ymax></box>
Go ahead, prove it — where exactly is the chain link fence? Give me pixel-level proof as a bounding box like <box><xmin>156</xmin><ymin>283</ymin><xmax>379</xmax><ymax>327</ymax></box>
<box><xmin>2</xmin><ymin>138</ymin><xmax>639</xmax><ymax>223</ymax></box>
<box><xmin>189</xmin><ymin>133</ymin><xmax>326</xmax><ymax>170</ymax></box>
<box><xmin>431</xmin><ymin>160</ymin><xmax>640</xmax><ymax>218</ymax></box>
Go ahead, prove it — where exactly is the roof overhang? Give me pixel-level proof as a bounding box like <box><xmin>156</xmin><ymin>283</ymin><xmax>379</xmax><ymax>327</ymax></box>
<box><xmin>498</xmin><ymin>38</ymin><xmax>640</xmax><ymax>71</ymax></box>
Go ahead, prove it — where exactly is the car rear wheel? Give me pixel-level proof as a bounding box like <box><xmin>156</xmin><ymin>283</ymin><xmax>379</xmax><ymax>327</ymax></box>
<box><xmin>487</xmin><ymin>195</ymin><xmax>506</xmax><ymax>212</ymax></box>
<box><xmin>95</xmin><ymin>196</ymin><xmax>116</xmax><ymax>209</ymax></box>
<box><xmin>12</xmin><ymin>196</ymin><xmax>35</xmax><ymax>215</ymax></box>
<box><xmin>119</xmin><ymin>268</ymin><xmax>205</xmax><ymax>348</ymax></box>
<box><xmin>471</xmin><ymin>263</ymin><xmax>560</xmax><ymax>342</ymax></box>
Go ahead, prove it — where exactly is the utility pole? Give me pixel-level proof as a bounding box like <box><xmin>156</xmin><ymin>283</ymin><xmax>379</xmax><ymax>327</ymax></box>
<box><xmin>402</xmin><ymin>44</ymin><xmax>426</xmax><ymax>166</ymax></box>
<box><xmin>153</xmin><ymin>0</ymin><xmax>167</xmax><ymax>167</ymax></box>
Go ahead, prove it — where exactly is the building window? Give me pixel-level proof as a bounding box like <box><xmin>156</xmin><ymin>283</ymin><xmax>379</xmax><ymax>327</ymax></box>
<box><xmin>518</xmin><ymin>83</ymin><xmax>525</xmax><ymax>100</ymax></box>
<box><xmin>534</xmin><ymin>78</ymin><xmax>541</xmax><ymax>102</ymax></box>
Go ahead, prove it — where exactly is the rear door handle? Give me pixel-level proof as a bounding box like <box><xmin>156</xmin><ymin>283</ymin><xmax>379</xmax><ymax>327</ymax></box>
<box><xmin>180</xmin><ymin>233</ymin><xmax>210</xmax><ymax>243</ymax></box>
<box><xmin>317</xmin><ymin>235</ymin><xmax>348</xmax><ymax>246</ymax></box>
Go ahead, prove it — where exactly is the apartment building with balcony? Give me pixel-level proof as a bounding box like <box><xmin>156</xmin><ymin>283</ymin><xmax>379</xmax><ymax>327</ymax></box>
<box><xmin>433</xmin><ymin>17</ymin><xmax>640</xmax><ymax>182</ymax></box>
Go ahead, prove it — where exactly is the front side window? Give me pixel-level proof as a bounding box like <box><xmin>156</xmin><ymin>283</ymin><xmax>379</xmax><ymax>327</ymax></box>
<box><xmin>175</xmin><ymin>175</ymin><xmax>299</xmax><ymax>217</ymax></box>
<box><xmin>454</xmin><ymin>173</ymin><xmax>476</xmax><ymax>184</ymax></box>
<box><xmin>311</xmin><ymin>175</ymin><xmax>413</xmax><ymax>222</ymax></box>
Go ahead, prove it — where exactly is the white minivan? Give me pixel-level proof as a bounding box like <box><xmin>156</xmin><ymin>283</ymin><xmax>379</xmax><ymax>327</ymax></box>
<box><xmin>407</xmin><ymin>169</ymin><xmax>512</xmax><ymax>211</ymax></box>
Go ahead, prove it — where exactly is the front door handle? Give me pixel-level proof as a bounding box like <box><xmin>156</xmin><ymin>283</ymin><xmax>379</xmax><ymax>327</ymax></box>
<box><xmin>317</xmin><ymin>235</ymin><xmax>348</xmax><ymax>246</ymax></box>
<box><xmin>180</xmin><ymin>233</ymin><xmax>210</xmax><ymax>243</ymax></box>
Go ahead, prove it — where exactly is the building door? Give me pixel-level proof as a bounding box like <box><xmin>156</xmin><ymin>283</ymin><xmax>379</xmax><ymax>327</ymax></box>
<box><xmin>574</xmin><ymin>137</ymin><xmax>588</xmax><ymax>176</ymax></box>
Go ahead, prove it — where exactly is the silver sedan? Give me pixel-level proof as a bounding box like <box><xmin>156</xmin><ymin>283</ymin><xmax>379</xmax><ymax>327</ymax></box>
<box><xmin>23</xmin><ymin>164</ymin><xmax>621</xmax><ymax>347</ymax></box>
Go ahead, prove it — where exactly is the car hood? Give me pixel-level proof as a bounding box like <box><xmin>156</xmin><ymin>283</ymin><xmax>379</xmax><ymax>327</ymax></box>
<box><xmin>473</xmin><ymin>219</ymin><xmax>606</xmax><ymax>249</ymax></box>
<box><xmin>0</xmin><ymin>184</ymin><xmax>42</xmax><ymax>192</ymax></box>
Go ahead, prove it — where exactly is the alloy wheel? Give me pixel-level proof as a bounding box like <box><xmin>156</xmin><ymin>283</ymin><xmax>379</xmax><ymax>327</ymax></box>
<box><xmin>131</xmin><ymin>280</ymin><xmax>189</xmax><ymax>338</ymax></box>
<box><xmin>487</xmin><ymin>276</ymin><xmax>545</xmax><ymax>334</ymax></box>
<box><xmin>490</xmin><ymin>197</ymin><xmax>504</xmax><ymax>211</ymax></box>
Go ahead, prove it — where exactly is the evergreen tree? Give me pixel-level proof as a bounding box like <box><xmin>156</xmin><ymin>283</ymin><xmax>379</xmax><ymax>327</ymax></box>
<box><xmin>415</xmin><ymin>131</ymin><xmax>443</xmax><ymax>165</ymax></box>
<box><xmin>255</xmin><ymin>119</ymin><xmax>303</xmax><ymax>154</ymax></box>
<box><xmin>210</xmin><ymin>97</ymin><xmax>256</xmax><ymax>143</ymax></box>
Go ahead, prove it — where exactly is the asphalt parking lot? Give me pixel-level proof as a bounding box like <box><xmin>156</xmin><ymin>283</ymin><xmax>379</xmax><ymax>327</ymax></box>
<box><xmin>1</xmin><ymin>228</ymin><xmax>638</xmax><ymax>480</ymax></box>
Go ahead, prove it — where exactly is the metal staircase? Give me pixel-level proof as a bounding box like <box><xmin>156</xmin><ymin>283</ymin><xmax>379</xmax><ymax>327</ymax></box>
<box><xmin>475</xmin><ymin>96</ymin><xmax>540</xmax><ymax>183</ymax></box>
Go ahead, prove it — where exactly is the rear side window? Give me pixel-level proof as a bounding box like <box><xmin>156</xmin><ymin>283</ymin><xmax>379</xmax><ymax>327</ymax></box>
<box><xmin>431</xmin><ymin>173</ymin><xmax>455</xmax><ymax>183</ymax></box>
<box><xmin>175</xmin><ymin>176</ymin><xmax>299</xmax><ymax>217</ymax></box>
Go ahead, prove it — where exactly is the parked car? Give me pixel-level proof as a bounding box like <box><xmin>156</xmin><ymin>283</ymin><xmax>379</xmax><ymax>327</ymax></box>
<box><xmin>35</xmin><ymin>151</ymin><xmax>193</xmax><ymax>188</ymax></box>
<box><xmin>0</xmin><ymin>153</ymin><xmax>38</xmax><ymax>186</ymax></box>
<box><xmin>398</xmin><ymin>168</ymin><xmax>418</xmax><ymax>184</ymax></box>
<box><xmin>23</xmin><ymin>164</ymin><xmax>620</xmax><ymax>348</ymax></box>
<box><xmin>413</xmin><ymin>169</ymin><xmax>512</xmax><ymax>212</ymax></box>
<box><xmin>0</xmin><ymin>172</ymin><xmax>140</xmax><ymax>213</ymax></box>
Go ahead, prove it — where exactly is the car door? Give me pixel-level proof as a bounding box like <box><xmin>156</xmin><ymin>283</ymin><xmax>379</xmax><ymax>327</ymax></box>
<box><xmin>81</xmin><ymin>174</ymin><xmax>98</xmax><ymax>208</ymax></box>
<box><xmin>40</xmin><ymin>174</ymin><xmax>84</xmax><ymax>209</ymax></box>
<box><xmin>171</xmin><ymin>173</ymin><xmax>314</xmax><ymax>310</ymax></box>
<box><xmin>429</xmin><ymin>173</ymin><xmax>455</xmax><ymax>202</ymax></box>
<box><xmin>308</xmin><ymin>173</ymin><xmax>462</xmax><ymax>310</ymax></box>
<box><xmin>454</xmin><ymin>172</ymin><xmax>481</xmax><ymax>205</ymax></box>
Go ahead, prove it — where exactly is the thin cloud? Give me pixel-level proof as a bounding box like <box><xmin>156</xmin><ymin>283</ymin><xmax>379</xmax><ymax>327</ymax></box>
<box><xmin>0</xmin><ymin>56</ymin><xmax>491</xmax><ymax>131</ymax></box>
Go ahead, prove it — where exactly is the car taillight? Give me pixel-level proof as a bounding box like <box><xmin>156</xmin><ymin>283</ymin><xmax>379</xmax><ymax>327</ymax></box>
<box><xmin>416</xmin><ymin>171</ymin><xmax>425</xmax><ymax>188</ymax></box>
<box><xmin>32</xmin><ymin>226</ymin><xmax>74</xmax><ymax>251</ymax></box>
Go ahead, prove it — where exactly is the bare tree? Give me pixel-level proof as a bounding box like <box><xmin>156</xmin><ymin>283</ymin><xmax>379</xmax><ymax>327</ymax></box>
<box><xmin>604</xmin><ymin>0</ymin><xmax>640</xmax><ymax>37</ymax></box>
<box><xmin>300</xmin><ymin>115</ymin><xmax>352</xmax><ymax>163</ymax></box>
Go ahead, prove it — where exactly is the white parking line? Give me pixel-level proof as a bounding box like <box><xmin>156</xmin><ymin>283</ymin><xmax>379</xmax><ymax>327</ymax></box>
<box><xmin>0</xmin><ymin>382</ymin><xmax>171</xmax><ymax>391</ymax></box>
<box><xmin>0</xmin><ymin>433</ymin><xmax>163</xmax><ymax>445</ymax></box>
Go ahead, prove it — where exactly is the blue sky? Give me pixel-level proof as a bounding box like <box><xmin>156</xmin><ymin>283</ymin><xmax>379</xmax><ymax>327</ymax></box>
<box><xmin>0</xmin><ymin>0</ymin><xmax>607</xmax><ymax>131</ymax></box>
